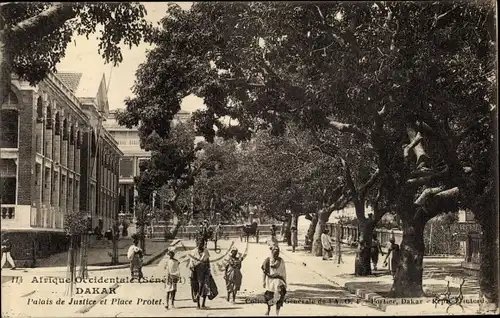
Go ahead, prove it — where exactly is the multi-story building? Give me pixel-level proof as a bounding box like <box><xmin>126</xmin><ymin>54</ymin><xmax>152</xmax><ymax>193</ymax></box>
<box><xmin>0</xmin><ymin>72</ymin><xmax>122</xmax><ymax>267</ymax></box>
<box><xmin>103</xmin><ymin>109</ymin><xmax>191</xmax><ymax>220</ymax></box>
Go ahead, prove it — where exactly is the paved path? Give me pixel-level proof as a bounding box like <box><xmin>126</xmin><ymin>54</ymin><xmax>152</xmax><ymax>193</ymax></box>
<box><xmin>2</xmin><ymin>239</ymin><xmax>385</xmax><ymax>317</ymax></box>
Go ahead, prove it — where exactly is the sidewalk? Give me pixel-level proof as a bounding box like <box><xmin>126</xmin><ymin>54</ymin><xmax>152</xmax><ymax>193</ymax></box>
<box><xmin>1</xmin><ymin>239</ymin><xmax>178</xmax><ymax>277</ymax></box>
<box><xmin>279</xmin><ymin>242</ymin><xmax>484</xmax><ymax>315</ymax></box>
<box><xmin>33</xmin><ymin>238</ymin><xmax>173</xmax><ymax>268</ymax></box>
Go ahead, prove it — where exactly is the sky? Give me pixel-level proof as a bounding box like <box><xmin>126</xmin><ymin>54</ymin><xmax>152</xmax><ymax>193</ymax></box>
<box><xmin>56</xmin><ymin>2</ymin><xmax>204</xmax><ymax>113</ymax></box>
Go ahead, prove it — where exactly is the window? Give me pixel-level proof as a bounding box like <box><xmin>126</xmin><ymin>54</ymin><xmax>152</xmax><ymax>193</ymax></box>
<box><xmin>0</xmin><ymin>109</ymin><xmax>19</xmax><ymax>148</ymax></box>
<box><xmin>120</xmin><ymin>158</ymin><xmax>134</xmax><ymax>178</ymax></box>
<box><xmin>68</xmin><ymin>179</ymin><xmax>73</xmax><ymax>203</ymax></box>
<box><xmin>36</xmin><ymin>97</ymin><xmax>43</xmax><ymax>122</ymax></box>
<box><xmin>44</xmin><ymin>168</ymin><xmax>50</xmax><ymax>189</ymax></box>
<box><xmin>63</xmin><ymin>118</ymin><xmax>68</xmax><ymax>141</ymax></box>
<box><xmin>60</xmin><ymin>175</ymin><xmax>66</xmax><ymax>206</ymax></box>
<box><xmin>0</xmin><ymin>159</ymin><xmax>16</xmax><ymax>204</ymax></box>
<box><xmin>70</xmin><ymin>125</ymin><xmax>75</xmax><ymax>145</ymax></box>
<box><xmin>46</xmin><ymin>106</ymin><xmax>53</xmax><ymax>128</ymax></box>
<box><xmin>55</xmin><ymin>112</ymin><xmax>60</xmax><ymax>135</ymax></box>
<box><xmin>52</xmin><ymin>171</ymin><xmax>58</xmax><ymax>205</ymax></box>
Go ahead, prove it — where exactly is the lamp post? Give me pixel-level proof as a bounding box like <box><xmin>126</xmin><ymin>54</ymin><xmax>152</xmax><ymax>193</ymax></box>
<box><xmin>214</xmin><ymin>212</ymin><xmax>221</xmax><ymax>250</ymax></box>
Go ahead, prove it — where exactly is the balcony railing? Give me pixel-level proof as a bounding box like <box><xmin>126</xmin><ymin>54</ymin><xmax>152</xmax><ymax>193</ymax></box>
<box><xmin>1</xmin><ymin>205</ymin><xmax>15</xmax><ymax>219</ymax></box>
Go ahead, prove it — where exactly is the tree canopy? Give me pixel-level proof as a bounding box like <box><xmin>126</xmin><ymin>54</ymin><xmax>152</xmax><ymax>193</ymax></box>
<box><xmin>119</xmin><ymin>1</ymin><xmax>496</xmax><ymax>299</ymax></box>
<box><xmin>0</xmin><ymin>2</ymin><xmax>152</xmax><ymax>101</ymax></box>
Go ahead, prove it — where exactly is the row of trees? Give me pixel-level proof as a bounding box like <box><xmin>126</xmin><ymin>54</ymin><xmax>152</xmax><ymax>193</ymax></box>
<box><xmin>3</xmin><ymin>1</ymin><xmax>495</xmax><ymax>311</ymax></box>
<box><xmin>116</xmin><ymin>1</ymin><xmax>497</xmax><ymax>310</ymax></box>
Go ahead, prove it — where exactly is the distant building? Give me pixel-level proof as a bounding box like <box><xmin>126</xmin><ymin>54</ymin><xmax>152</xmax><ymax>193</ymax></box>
<box><xmin>457</xmin><ymin>210</ymin><xmax>480</xmax><ymax>274</ymax></box>
<box><xmin>0</xmin><ymin>72</ymin><xmax>121</xmax><ymax>266</ymax></box>
<box><xmin>103</xmin><ymin>109</ymin><xmax>192</xmax><ymax>221</ymax></box>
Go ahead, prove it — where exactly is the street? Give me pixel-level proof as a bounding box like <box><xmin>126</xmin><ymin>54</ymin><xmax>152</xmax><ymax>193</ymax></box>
<box><xmin>1</xmin><ymin>240</ymin><xmax>385</xmax><ymax>317</ymax></box>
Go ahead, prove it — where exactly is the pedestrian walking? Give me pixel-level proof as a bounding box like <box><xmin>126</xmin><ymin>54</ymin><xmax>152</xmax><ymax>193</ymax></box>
<box><xmin>188</xmin><ymin>240</ymin><xmax>218</xmax><ymax>309</ymax></box>
<box><xmin>291</xmin><ymin>226</ymin><xmax>298</xmax><ymax>253</ymax></box>
<box><xmin>321</xmin><ymin>229</ymin><xmax>333</xmax><ymax>260</ymax></box>
<box><xmin>268</xmin><ymin>224</ymin><xmax>279</xmax><ymax>249</ymax></box>
<box><xmin>1</xmin><ymin>238</ymin><xmax>16</xmax><ymax>270</ymax></box>
<box><xmin>262</xmin><ymin>246</ymin><xmax>287</xmax><ymax>316</ymax></box>
<box><xmin>127</xmin><ymin>235</ymin><xmax>143</xmax><ymax>280</ymax></box>
<box><xmin>224</xmin><ymin>246</ymin><xmax>248</xmax><ymax>303</ymax></box>
<box><xmin>370</xmin><ymin>233</ymin><xmax>384</xmax><ymax>271</ymax></box>
<box><xmin>164</xmin><ymin>249</ymin><xmax>180</xmax><ymax>309</ymax></box>
<box><xmin>383</xmin><ymin>238</ymin><xmax>400</xmax><ymax>278</ymax></box>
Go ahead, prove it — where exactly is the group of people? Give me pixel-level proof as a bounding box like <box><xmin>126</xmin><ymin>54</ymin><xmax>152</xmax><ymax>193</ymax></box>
<box><xmin>354</xmin><ymin>233</ymin><xmax>400</xmax><ymax>277</ymax></box>
<box><xmin>316</xmin><ymin>227</ymin><xmax>400</xmax><ymax>278</ymax></box>
<box><xmin>126</xmin><ymin>222</ymin><xmax>399</xmax><ymax>314</ymax></box>
<box><xmin>160</xmin><ymin>222</ymin><xmax>288</xmax><ymax>315</ymax></box>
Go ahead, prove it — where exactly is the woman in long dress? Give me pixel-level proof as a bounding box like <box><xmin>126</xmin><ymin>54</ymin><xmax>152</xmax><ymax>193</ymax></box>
<box><xmin>127</xmin><ymin>237</ymin><xmax>143</xmax><ymax>280</ymax></box>
<box><xmin>224</xmin><ymin>247</ymin><xmax>248</xmax><ymax>303</ymax></box>
<box><xmin>383</xmin><ymin>238</ymin><xmax>401</xmax><ymax>278</ymax></box>
<box><xmin>164</xmin><ymin>250</ymin><xmax>180</xmax><ymax>309</ymax></box>
<box><xmin>262</xmin><ymin>246</ymin><xmax>287</xmax><ymax>316</ymax></box>
<box><xmin>188</xmin><ymin>240</ymin><xmax>218</xmax><ymax>309</ymax></box>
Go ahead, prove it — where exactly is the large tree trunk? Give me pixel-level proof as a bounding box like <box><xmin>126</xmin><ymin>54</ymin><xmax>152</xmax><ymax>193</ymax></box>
<box><xmin>477</xmin><ymin>208</ymin><xmax>499</xmax><ymax>312</ymax></box>
<box><xmin>305</xmin><ymin>214</ymin><xmax>318</xmax><ymax>251</ymax></box>
<box><xmin>392</xmin><ymin>217</ymin><xmax>426</xmax><ymax>297</ymax></box>
<box><xmin>356</xmin><ymin>218</ymin><xmax>375</xmax><ymax>276</ymax></box>
<box><xmin>312</xmin><ymin>209</ymin><xmax>332</xmax><ymax>256</ymax></box>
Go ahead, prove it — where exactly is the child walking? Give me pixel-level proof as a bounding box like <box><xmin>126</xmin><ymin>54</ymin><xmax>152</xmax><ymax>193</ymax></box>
<box><xmin>164</xmin><ymin>250</ymin><xmax>180</xmax><ymax>309</ymax></box>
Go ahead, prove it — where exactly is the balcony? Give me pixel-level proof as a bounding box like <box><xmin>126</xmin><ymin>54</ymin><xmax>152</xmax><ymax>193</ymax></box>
<box><xmin>1</xmin><ymin>205</ymin><xmax>15</xmax><ymax>220</ymax></box>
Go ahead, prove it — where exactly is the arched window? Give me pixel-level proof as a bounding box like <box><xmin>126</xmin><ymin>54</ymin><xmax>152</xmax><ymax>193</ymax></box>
<box><xmin>46</xmin><ymin>107</ymin><xmax>53</xmax><ymax>129</ymax></box>
<box><xmin>55</xmin><ymin>112</ymin><xmax>61</xmax><ymax>135</ymax></box>
<box><xmin>36</xmin><ymin>97</ymin><xmax>43</xmax><ymax>122</ymax></box>
<box><xmin>63</xmin><ymin>118</ymin><xmax>68</xmax><ymax>140</ymax></box>
<box><xmin>76</xmin><ymin>130</ymin><xmax>81</xmax><ymax>149</ymax></box>
<box><xmin>70</xmin><ymin>125</ymin><xmax>75</xmax><ymax>145</ymax></box>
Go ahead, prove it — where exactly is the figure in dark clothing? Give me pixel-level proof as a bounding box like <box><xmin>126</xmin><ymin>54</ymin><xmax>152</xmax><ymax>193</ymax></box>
<box><xmin>1</xmin><ymin>239</ymin><xmax>16</xmax><ymax>270</ymax></box>
<box><xmin>370</xmin><ymin>233</ymin><xmax>384</xmax><ymax>271</ymax></box>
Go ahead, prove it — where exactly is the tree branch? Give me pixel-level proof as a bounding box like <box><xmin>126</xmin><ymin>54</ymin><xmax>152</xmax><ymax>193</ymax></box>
<box><xmin>406</xmin><ymin>165</ymin><xmax>450</xmax><ymax>186</ymax></box>
<box><xmin>325</xmin><ymin>191</ymin><xmax>352</xmax><ymax>214</ymax></box>
<box><xmin>6</xmin><ymin>3</ymin><xmax>77</xmax><ymax>43</ymax></box>
<box><xmin>414</xmin><ymin>186</ymin><xmax>446</xmax><ymax>206</ymax></box>
<box><xmin>340</xmin><ymin>158</ymin><xmax>358</xmax><ymax>199</ymax></box>
<box><xmin>403</xmin><ymin>131</ymin><xmax>423</xmax><ymax>160</ymax></box>
<box><xmin>406</xmin><ymin>126</ymin><xmax>430</xmax><ymax>168</ymax></box>
<box><xmin>360</xmin><ymin>169</ymin><xmax>380</xmax><ymax>198</ymax></box>
<box><xmin>314</xmin><ymin>5</ymin><xmax>361</xmax><ymax>56</ymax></box>
<box><xmin>328</xmin><ymin>120</ymin><xmax>367</xmax><ymax>140</ymax></box>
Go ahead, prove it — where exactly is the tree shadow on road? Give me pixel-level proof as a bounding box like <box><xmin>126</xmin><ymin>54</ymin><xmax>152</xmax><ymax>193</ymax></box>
<box><xmin>201</xmin><ymin>306</ymin><xmax>243</xmax><ymax>310</ymax></box>
<box><xmin>287</xmin><ymin>283</ymin><xmax>354</xmax><ymax>300</ymax></box>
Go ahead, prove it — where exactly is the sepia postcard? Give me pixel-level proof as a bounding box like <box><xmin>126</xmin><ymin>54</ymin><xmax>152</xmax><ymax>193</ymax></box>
<box><xmin>1</xmin><ymin>1</ymin><xmax>498</xmax><ymax>317</ymax></box>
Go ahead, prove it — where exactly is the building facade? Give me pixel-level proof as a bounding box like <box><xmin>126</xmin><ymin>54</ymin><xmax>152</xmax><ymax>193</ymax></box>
<box><xmin>0</xmin><ymin>72</ymin><xmax>122</xmax><ymax>267</ymax></box>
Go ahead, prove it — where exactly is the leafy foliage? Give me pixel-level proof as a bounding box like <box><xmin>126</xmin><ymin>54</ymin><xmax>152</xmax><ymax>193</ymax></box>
<box><xmin>64</xmin><ymin>210</ymin><xmax>89</xmax><ymax>235</ymax></box>
<box><xmin>118</xmin><ymin>2</ymin><xmax>495</xmax><ymax>297</ymax></box>
<box><xmin>1</xmin><ymin>2</ymin><xmax>153</xmax><ymax>85</ymax></box>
